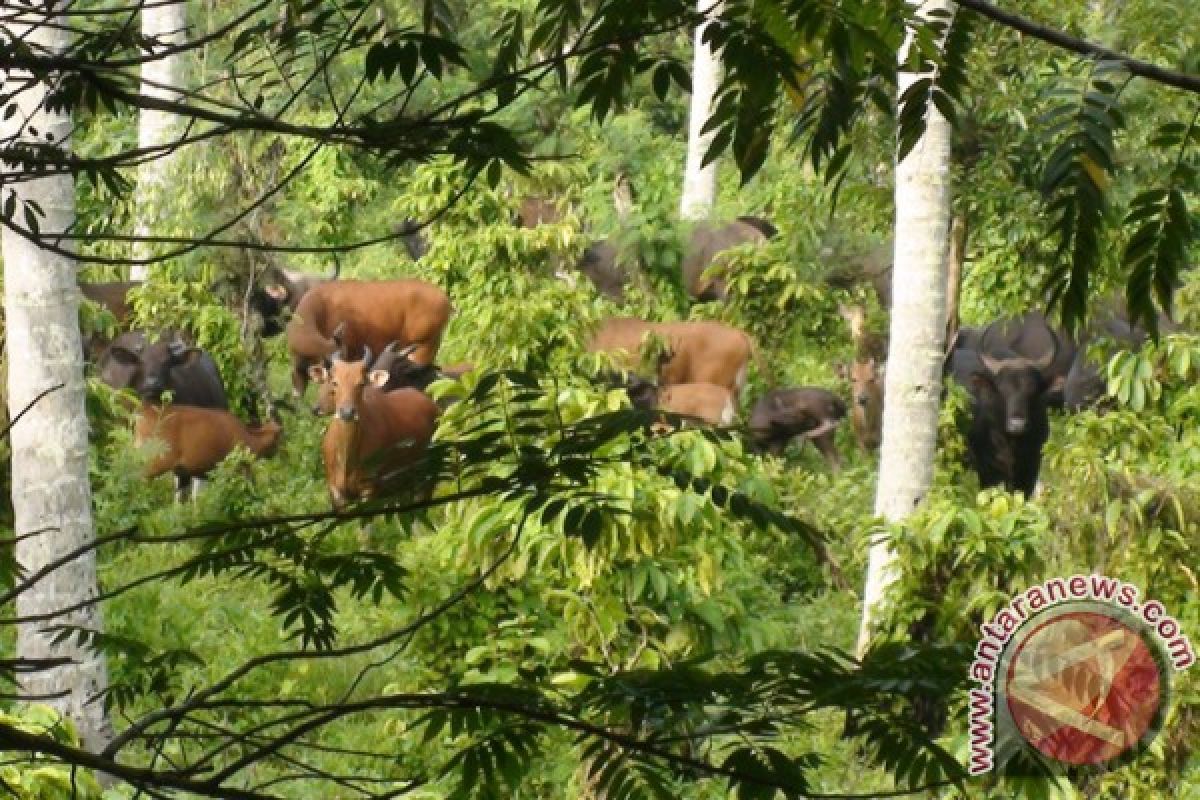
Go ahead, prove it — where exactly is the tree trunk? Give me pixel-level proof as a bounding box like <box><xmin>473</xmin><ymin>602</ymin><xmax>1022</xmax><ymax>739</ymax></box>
<box><xmin>679</xmin><ymin>0</ymin><xmax>724</xmax><ymax>221</ymax></box>
<box><xmin>856</xmin><ymin>0</ymin><xmax>956</xmax><ymax>657</ymax></box>
<box><xmin>943</xmin><ymin>213</ymin><xmax>967</xmax><ymax>345</ymax></box>
<box><xmin>2</xmin><ymin>4</ymin><xmax>113</xmax><ymax>752</ymax></box>
<box><xmin>130</xmin><ymin>0</ymin><xmax>188</xmax><ymax>280</ymax></box>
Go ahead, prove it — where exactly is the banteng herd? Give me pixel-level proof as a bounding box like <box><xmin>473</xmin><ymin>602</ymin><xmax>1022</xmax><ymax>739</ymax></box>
<box><xmin>77</xmin><ymin>207</ymin><xmax>1174</xmax><ymax>508</ymax></box>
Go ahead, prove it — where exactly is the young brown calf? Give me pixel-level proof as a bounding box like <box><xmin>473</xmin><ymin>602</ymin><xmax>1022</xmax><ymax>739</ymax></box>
<box><xmin>841</xmin><ymin>358</ymin><xmax>884</xmax><ymax>452</ymax></box>
<box><xmin>309</xmin><ymin>350</ymin><xmax>439</xmax><ymax>508</ymax></box>
<box><xmin>136</xmin><ymin>404</ymin><xmax>282</xmax><ymax>500</ymax></box>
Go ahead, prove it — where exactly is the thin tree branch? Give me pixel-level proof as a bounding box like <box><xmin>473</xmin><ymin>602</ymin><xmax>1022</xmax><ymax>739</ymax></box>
<box><xmin>957</xmin><ymin>0</ymin><xmax>1200</xmax><ymax>94</ymax></box>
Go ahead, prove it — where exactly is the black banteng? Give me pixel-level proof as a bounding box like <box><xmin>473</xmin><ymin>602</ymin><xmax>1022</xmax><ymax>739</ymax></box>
<box><xmin>98</xmin><ymin>331</ymin><xmax>229</xmax><ymax>409</ymax></box>
<box><xmin>976</xmin><ymin>312</ymin><xmax>1075</xmax><ymax>409</ymax></box>
<box><xmin>952</xmin><ymin>328</ymin><xmax>1058</xmax><ymax>496</ymax></box>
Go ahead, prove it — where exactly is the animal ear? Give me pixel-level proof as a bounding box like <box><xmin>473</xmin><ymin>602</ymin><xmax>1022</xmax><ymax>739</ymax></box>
<box><xmin>368</xmin><ymin>369</ymin><xmax>390</xmax><ymax>388</ymax></box>
<box><xmin>308</xmin><ymin>365</ymin><xmax>329</xmax><ymax>383</ymax></box>
<box><xmin>264</xmin><ymin>284</ymin><xmax>289</xmax><ymax>301</ymax></box>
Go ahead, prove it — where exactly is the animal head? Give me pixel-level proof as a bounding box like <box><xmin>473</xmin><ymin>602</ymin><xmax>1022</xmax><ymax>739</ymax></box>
<box><xmin>312</xmin><ymin>342</ymin><xmax>424</xmax><ymax>415</ymax></box>
<box><xmin>374</xmin><ymin>341</ymin><xmax>429</xmax><ymax>384</ymax></box>
<box><xmin>621</xmin><ymin>374</ymin><xmax>660</xmax><ymax>410</ymax></box>
<box><xmin>103</xmin><ymin>333</ymin><xmax>205</xmax><ymax>402</ymax></box>
<box><xmin>973</xmin><ymin>346</ymin><xmax>1056</xmax><ymax>434</ymax></box>
<box><xmin>846</xmin><ymin>358</ymin><xmax>882</xmax><ymax>408</ymax></box>
<box><xmin>308</xmin><ymin>347</ymin><xmax>389</xmax><ymax>422</ymax></box>
<box><xmin>140</xmin><ymin>339</ymin><xmax>206</xmax><ymax>401</ymax></box>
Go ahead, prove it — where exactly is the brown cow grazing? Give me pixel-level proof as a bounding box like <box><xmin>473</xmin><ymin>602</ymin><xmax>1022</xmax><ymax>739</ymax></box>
<box><xmin>135</xmin><ymin>403</ymin><xmax>282</xmax><ymax>501</ymax></box>
<box><xmin>681</xmin><ymin>218</ymin><xmax>775</xmax><ymax>302</ymax></box>
<box><xmin>286</xmin><ymin>279</ymin><xmax>452</xmax><ymax>396</ymax></box>
<box><xmin>749</xmin><ymin>388</ymin><xmax>846</xmax><ymax>469</ymax></box>
<box><xmin>588</xmin><ymin>318</ymin><xmax>766</xmax><ymax>399</ymax></box>
<box><xmin>624</xmin><ymin>376</ymin><xmax>736</xmax><ymax>426</ymax></box>
<box><xmin>309</xmin><ymin>349</ymin><xmax>440</xmax><ymax>508</ymax></box>
<box><xmin>838</xmin><ymin>359</ymin><xmax>884</xmax><ymax>452</ymax></box>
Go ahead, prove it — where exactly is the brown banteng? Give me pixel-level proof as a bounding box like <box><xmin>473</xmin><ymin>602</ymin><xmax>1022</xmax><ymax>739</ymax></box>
<box><xmin>135</xmin><ymin>403</ymin><xmax>281</xmax><ymax>501</ymax></box>
<box><xmin>286</xmin><ymin>279</ymin><xmax>452</xmax><ymax>396</ymax></box>
<box><xmin>624</xmin><ymin>376</ymin><xmax>736</xmax><ymax>426</ymax></box>
<box><xmin>588</xmin><ymin>318</ymin><xmax>767</xmax><ymax>399</ymax></box>
<box><xmin>838</xmin><ymin>358</ymin><xmax>883</xmax><ymax>452</ymax></box>
<box><xmin>309</xmin><ymin>349</ymin><xmax>439</xmax><ymax>508</ymax></box>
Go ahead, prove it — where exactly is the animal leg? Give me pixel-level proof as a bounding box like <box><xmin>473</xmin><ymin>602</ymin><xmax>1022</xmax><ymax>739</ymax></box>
<box><xmin>190</xmin><ymin>477</ymin><xmax>207</xmax><ymax>502</ymax></box>
<box><xmin>173</xmin><ymin>473</ymin><xmax>192</xmax><ymax>503</ymax></box>
<box><xmin>291</xmin><ymin>363</ymin><xmax>309</xmax><ymax>398</ymax></box>
<box><xmin>799</xmin><ymin>419</ymin><xmax>839</xmax><ymax>441</ymax></box>
<box><xmin>810</xmin><ymin>433</ymin><xmax>842</xmax><ymax>471</ymax></box>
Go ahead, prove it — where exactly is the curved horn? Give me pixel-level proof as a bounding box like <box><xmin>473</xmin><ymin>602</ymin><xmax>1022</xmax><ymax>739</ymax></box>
<box><xmin>393</xmin><ymin>343</ymin><xmax>419</xmax><ymax>361</ymax></box>
<box><xmin>361</xmin><ymin>345</ymin><xmax>372</xmax><ymax>367</ymax></box>
<box><xmin>979</xmin><ymin>352</ymin><xmax>1002</xmax><ymax>375</ymax></box>
<box><xmin>372</xmin><ymin>341</ymin><xmax>399</xmax><ymax>369</ymax></box>
<box><xmin>978</xmin><ymin>318</ymin><xmax>1007</xmax><ymax>355</ymax></box>
<box><xmin>1031</xmin><ymin>331</ymin><xmax>1059</xmax><ymax>373</ymax></box>
<box><xmin>331</xmin><ymin>322</ymin><xmax>346</xmax><ymax>349</ymax></box>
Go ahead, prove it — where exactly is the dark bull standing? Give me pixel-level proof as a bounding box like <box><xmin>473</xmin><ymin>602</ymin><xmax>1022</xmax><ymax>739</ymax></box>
<box><xmin>98</xmin><ymin>331</ymin><xmax>228</xmax><ymax>409</ymax></box>
<box><xmin>947</xmin><ymin>326</ymin><xmax>1058</xmax><ymax>496</ymax></box>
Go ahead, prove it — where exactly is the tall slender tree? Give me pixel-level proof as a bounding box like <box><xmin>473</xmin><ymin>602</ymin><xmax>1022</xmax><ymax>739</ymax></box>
<box><xmin>130</xmin><ymin>0</ymin><xmax>188</xmax><ymax>280</ymax></box>
<box><xmin>857</xmin><ymin>0</ymin><xmax>956</xmax><ymax>656</ymax></box>
<box><xmin>1</xmin><ymin>2</ymin><xmax>112</xmax><ymax>751</ymax></box>
<box><xmin>679</xmin><ymin>0</ymin><xmax>724</xmax><ymax>221</ymax></box>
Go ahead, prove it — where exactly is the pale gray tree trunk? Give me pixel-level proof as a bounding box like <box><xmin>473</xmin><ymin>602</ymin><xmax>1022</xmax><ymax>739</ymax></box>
<box><xmin>130</xmin><ymin>0</ymin><xmax>188</xmax><ymax>280</ymax></box>
<box><xmin>857</xmin><ymin>0</ymin><xmax>955</xmax><ymax>657</ymax></box>
<box><xmin>679</xmin><ymin>0</ymin><xmax>724</xmax><ymax>221</ymax></box>
<box><xmin>2</xmin><ymin>4</ymin><xmax>112</xmax><ymax>751</ymax></box>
